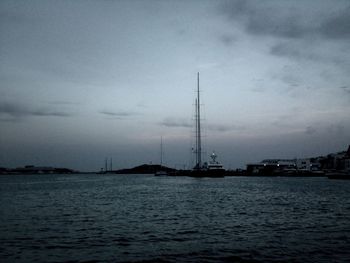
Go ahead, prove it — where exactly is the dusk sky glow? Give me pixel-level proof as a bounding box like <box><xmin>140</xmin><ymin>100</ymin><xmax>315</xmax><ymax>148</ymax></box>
<box><xmin>1</xmin><ymin>0</ymin><xmax>350</xmax><ymax>171</ymax></box>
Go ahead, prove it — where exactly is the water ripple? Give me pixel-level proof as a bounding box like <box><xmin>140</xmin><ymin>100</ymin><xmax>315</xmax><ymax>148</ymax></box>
<box><xmin>0</xmin><ymin>175</ymin><xmax>350</xmax><ymax>262</ymax></box>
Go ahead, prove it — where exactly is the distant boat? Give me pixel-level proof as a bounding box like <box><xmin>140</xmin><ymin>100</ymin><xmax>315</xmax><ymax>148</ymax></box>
<box><xmin>155</xmin><ymin>137</ymin><xmax>168</xmax><ymax>176</ymax></box>
<box><xmin>206</xmin><ymin>151</ymin><xmax>225</xmax><ymax>172</ymax></box>
<box><xmin>177</xmin><ymin>72</ymin><xmax>225</xmax><ymax>177</ymax></box>
<box><xmin>189</xmin><ymin>151</ymin><xmax>225</xmax><ymax>177</ymax></box>
<box><xmin>155</xmin><ymin>170</ymin><xmax>168</xmax><ymax>176</ymax></box>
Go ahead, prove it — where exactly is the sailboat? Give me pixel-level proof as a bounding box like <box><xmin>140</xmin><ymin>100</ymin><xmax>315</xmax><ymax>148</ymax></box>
<box><xmin>155</xmin><ymin>137</ymin><xmax>168</xmax><ymax>176</ymax></box>
<box><xmin>178</xmin><ymin>72</ymin><xmax>225</xmax><ymax>177</ymax></box>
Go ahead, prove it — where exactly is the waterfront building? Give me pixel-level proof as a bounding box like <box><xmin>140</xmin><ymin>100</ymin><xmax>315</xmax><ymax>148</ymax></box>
<box><xmin>319</xmin><ymin>149</ymin><xmax>349</xmax><ymax>171</ymax></box>
<box><xmin>246</xmin><ymin>159</ymin><xmax>296</xmax><ymax>175</ymax></box>
<box><xmin>13</xmin><ymin>166</ymin><xmax>74</xmax><ymax>174</ymax></box>
<box><xmin>247</xmin><ymin>158</ymin><xmax>318</xmax><ymax>175</ymax></box>
<box><xmin>341</xmin><ymin>145</ymin><xmax>350</xmax><ymax>172</ymax></box>
<box><xmin>247</xmin><ymin>145</ymin><xmax>350</xmax><ymax>175</ymax></box>
<box><xmin>296</xmin><ymin>158</ymin><xmax>311</xmax><ymax>170</ymax></box>
<box><xmin>309</xmin><ymin>157</ymin><xmax>322</xmax><ymax>171</ymax></box>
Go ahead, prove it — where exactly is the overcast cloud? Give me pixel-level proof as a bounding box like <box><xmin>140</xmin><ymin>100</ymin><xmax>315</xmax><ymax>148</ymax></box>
<box><xmin>0</xmin><ymin>0</ymin><xmax>349</xmax><ymax>171</ymax></box>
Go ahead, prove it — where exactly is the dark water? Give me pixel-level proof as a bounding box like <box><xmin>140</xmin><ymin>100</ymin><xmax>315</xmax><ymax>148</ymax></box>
<box><xmin>1</xmin><ymin>174</ymin><xmax>350</xmax><ymax>263</ymax></box>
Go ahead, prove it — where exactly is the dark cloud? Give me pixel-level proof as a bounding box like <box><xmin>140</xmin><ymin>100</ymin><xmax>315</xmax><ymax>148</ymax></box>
<box><xmin>269</xmin><ymin>42</ymin><xmax>328</xmax><ymax>65</ymax></box>
<box><xmin>0</xmin><ymin>102</ymin><xmax>71</xmax><ymax>121</ymax></box>
<box><xmin>219</xmin><ymin>0</ymin><xmax>350</xmax><ymax>75</ymax></box>
<box><xmin>246</xmin><ymin>12</ymin><xmax>309</xmax><ymax>39</ymax></box>
<box><xmin>31</xmin><ymin>110</ymin><xmax>70</xmax><ymax>117</ymax></box>
<box><xmin>49</xmin><ymin>101</ymin><xmax>79</xmax><ymax>105</ymax></box>
<box><xmin>320</xmin><ymin>9</ymin><xmax>350</xmax><ymax>39</ymax></box>
<box><xmin>340</xmin><ymin>86</ymin><xmax>350</xmax><ymax>94</ymax></box>
<box><xmin>159</xmin><ymin>118</ymin><xmax>245</xmax><ymax>132</ymax></box>
<box><xmin>159</xmin><ymin>117</ymin><xmax>192</xmax><ymax>128</ymax></box>
<box><xmin>220</xmin><ymin>0</ymin><xmax>312</xmax><ymax>39</ymax></box>
<box><xmin>99</xmin><ymin>110</ymin><xmax>138</xmax><ymax>119</ymax></box>
<box><xmin>269</xmin><ymin>41</ymin><xmax>349</xmax><ymax>66</ymax></box>
<box><xmin>0</xmin><ymin>102</ymin><xmax>24</xmax><ymax>118</ymax></box>
<box><xmin>207</xmin><ymin>124</ymin><xmax>245</xmax><ymax>132</ymax></box>
<box><xmin>220</xmin><ymin>0</ymin><xmax>350</xmax><ymax>40</ymax></box>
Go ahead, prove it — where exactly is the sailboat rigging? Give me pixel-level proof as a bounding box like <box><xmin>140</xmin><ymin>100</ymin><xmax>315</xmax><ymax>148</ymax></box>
<box><xmin>177</xmin><ymin>72</ymin><xmax>225</xmax><ymax>177</ymax></box>
<box><xmin>155</xmin><ymin>136</ymin><xmax>168</xmax><ymax>176</ymax></box>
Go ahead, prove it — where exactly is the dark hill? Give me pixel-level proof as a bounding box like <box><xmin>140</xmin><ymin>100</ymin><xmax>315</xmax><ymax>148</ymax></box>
<box><xmin>113</xmin><ymin>164</ymin><xmax>176</xmax><ymax>174</ymax></box>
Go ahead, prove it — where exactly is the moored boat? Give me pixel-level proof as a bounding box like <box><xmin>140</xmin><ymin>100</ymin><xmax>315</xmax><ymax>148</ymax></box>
<box><xmin>155</xmin><ymin>171</ymin><xmax>168</xmax><ymax>176</ymax></box>
<box><xmin>154</xmin><ymin>137</ymin><xmax>168</xmax><ymax>176</ymax></box>
<box><xmin>176</xmin><ymin>73</ymin><xmax>225</xmax><ymax>178</ymax></box>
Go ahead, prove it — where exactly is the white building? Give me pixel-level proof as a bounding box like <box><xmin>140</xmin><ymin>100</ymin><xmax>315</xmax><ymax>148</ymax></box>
<box><xmin>296</xmin><ymin>158</ymin><xmax>311</xmax><ymax>170</ymax></box>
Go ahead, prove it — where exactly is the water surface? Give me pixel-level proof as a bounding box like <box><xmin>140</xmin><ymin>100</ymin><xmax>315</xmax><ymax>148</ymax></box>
<box><xmin>1</xmin><ymin>174</ymin><xmax>349</xmax><ymax>262</ymax></box>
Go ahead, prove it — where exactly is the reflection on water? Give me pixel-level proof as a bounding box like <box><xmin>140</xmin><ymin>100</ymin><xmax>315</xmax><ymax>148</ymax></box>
<box><xmin>1</xmin><ymin>174</ymin><xmax>350</xmax><ymax>262</ymax></box>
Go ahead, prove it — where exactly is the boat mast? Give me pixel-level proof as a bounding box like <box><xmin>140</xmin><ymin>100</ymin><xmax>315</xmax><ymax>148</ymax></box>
<box><xmin>195</xmin><ymin>98</ymin><xmax>198</xmax><ymax>167</ymax></box>
<box><xmin>197</xmin><ymin>72</ymin><xmax>202</xmax><ymax>169</ymax></box>
<box><xmin>160</xmin><ymin>136</ymin><xmax>163</xmax><ymax>167</ymax></box>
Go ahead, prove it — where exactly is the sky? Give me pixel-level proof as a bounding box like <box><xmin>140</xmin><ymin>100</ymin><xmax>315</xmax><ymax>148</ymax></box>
<box><xmin>1</xmin><ymin>0</ymin><xmax>350</xmax><ymax>171</ymax></box>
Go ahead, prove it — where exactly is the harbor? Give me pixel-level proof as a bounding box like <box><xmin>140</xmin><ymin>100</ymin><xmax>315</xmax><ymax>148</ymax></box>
<box><xmin>1</xmin><ymin>173</ymin><xmax>350</xmax><ymax>263</ymax></box>
<box><xmin>2</xmin><ymin>1</ymin><xmax>350</xmax><ymax>262</ymax></box>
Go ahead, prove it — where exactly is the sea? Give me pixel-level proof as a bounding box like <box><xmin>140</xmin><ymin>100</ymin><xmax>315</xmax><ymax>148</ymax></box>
<box><xmin>0</xmin><ymin>174</ymin><xmax>349</xmax><ymax>263</ymax></box>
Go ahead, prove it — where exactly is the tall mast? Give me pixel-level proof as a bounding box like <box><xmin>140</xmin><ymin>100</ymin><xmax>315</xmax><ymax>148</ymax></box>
<box><xmin>160</xmin><ymin>136</ymin><xmax>163</xmax><ymax>167</ymax></box>
<box><xmin>197</xmin><ymin>72</ymin><xmax>202</xmax><ymax>169</ymax></box>
<box><xmin>195</xmin><ymin>98</ymin><xmax>198</xmax><ymax>167</ymax></box>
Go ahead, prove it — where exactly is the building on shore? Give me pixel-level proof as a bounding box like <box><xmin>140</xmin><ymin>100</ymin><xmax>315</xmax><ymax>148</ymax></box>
<box><xmin>246</xmin><ymin>145</ymin><xmax>350</xmax><ymax>176</ymax></box>
<box><xmin>318</xmin><ymin>146</ymin><xmax>350</xmax><ymax>171</ymax></box>
<box><xmin>247</xmin><ymin>159</ymin><xmax>294</xmax><ymax>176</ymax></box>
<box><xmin>296</xmin><ymin>158</ymin><xmax>311</xmax><ymax>170</ymax></box>
<box><xmin>246</xmin><ymin>158</ymin><xmax>321</xmax><ymax>176</ymax></box>
<box><xmin>1</xmin><ymin>165</ymin><xmax>75</xmax><ymax>174</ymax></box>
<box><xmin>345</xmin><ymin>146</ymin><xmax>350</xmax><ymax>172</ymax></box>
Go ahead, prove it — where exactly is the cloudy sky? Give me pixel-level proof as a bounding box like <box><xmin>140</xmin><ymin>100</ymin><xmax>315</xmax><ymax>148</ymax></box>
<box><xmin>1</xmin><ymin>0</ymin><xmax>350</xmax><ymax>171</ymax></box>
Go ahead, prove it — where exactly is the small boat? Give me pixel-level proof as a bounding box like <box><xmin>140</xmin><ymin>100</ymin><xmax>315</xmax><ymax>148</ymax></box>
<box><xmin>155</xmin><ymin>170</ymin><xmax>168</xmax><ymax>176</ymax></box>
<box><xmin>189</xmin><ymin>151</ymin><xmax>225</xmax><ymax>177</ymax></box>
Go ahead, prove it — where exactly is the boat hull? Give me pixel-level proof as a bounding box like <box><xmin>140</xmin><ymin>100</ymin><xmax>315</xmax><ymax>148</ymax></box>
<box><xmin>190</xmin><ymin>169</ymin><xmax>225</xmax><ymax>177</ymax></box>
<box><xmin>172</xmin><ymin>169</ymin><xmax>225</xmax><ymax>177</ymax></box>
<box><xmin>327</xmin><ymin>172</ymin><xmax>350</xmax><ymax>180</ymax></box>
<box><xmin>154</xmin><ymin>171</ymin><xmax>168</xmax><ymax>176</ymax></box>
